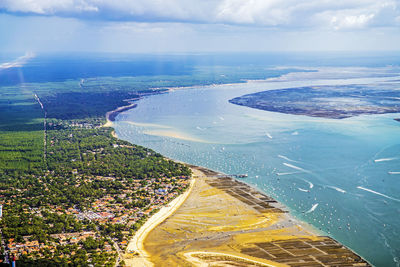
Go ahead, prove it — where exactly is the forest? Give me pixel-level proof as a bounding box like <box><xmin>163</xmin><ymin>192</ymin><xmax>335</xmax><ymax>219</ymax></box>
<box><xmin>0</xmin><ymin>79</ymin><xmax>191</xmax><ymax>266</ymax></box>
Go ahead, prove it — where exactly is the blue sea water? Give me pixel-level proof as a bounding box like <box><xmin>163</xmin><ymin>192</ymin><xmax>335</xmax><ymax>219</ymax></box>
<box><xmin>113</xmin><ymin>74</ymin><xmax>400</xmax><ymax>267</ymax></box>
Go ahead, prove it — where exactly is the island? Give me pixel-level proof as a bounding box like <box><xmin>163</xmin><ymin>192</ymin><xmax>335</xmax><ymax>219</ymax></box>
<box><xmin>229</xmin><ymin>83</ymin><xmax>400</xmax><ymax>119</ymax></box>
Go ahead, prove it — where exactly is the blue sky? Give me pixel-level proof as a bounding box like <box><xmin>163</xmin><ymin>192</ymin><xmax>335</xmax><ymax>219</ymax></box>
<box><xmin>1</xmin><ymin>0</ymin><xmax>400</xmax><ymax>53</ymax></box>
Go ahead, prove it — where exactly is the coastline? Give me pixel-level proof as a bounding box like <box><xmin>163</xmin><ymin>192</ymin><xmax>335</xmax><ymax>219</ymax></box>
<box><xmin>124</xmin><ymin>176</ymin><xmax>196</xmax><ymax>267</ymax></box>
<box><xmin>105</xmin><ymin>103</ymin><xmax>138</xmax><ymax>126</ymax></box>
<box><xmin>103</xmin><ymin>89</ymin><xmax>170</xmax><ymax>129</ymax></box>
<box><xmin>105</xmin><ymin>92</ymin><xmax>371</xmax><ymax>267</ymax></box>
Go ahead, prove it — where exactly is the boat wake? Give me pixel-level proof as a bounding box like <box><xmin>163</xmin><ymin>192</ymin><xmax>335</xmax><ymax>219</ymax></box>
<box><xmin>304</xmin><ymin>203</ymin><xmax>319</xmax><ymax>213</ymax></box>
<box><xmin>278</xmin><ymin>154</ymin><xmax>300</xmax><ymax>163</ymax></box>
<box><xmin>357</xmin><ymin>186</ymin><xmax>400</xmax><ymax>202</ymax></box>
<box><xmin>374</xmin><ymin>157</ymin><xmax>398</xmax><ymax>163</ymax></box>
<box><xmin>298</xmin><ymin>188</ymin><xmax>309</xmax><ymax>192</ymax></box>
<box><xmin>326</xmin><ymin>186</ymin><xmax>346</xmax><ymax>193</ymax></box>
<box><xmin>276</xmin><ymin>171</ymin><xmax>301</xmax><ymax>176</ymax></box>
<box><xmin>302</xmin><ymin>179</ymin><xmax>314</xmax><ymax>189</ymax></box>
<box><xmin>283</xmin><ymin>162</ymin><xmax>310</xmax><ymax>173</ymax></box>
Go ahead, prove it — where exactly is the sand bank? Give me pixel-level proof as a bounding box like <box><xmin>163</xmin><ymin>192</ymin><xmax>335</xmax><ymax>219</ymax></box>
<box><xmin>142</xmin><ymin>166</ymin><xmax>370</xmax><ymax>267</ymax></box>
<box><xmin>143</xmin><ymin>130</ymin><xmax>212</xmax><ymax>143</ymax></box>
<box><xmin>125</xmin><ymin>121</ymin><xmax>172</xmax><ymax>129</ymax></box>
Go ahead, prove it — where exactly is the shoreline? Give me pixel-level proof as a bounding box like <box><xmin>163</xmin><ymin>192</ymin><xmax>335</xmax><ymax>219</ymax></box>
<box><xmin>105</xmin><ymin>103</ymin><xmax>137</xmax><ymax>125</ymax></box>
<box><xmin>103</xmin><ymin>89</ymin><xmax>170</xmax><ymax>129</ymax></box>
<box><xmin>105</xmin><ymin>91</ymin><xmax>371</xmax><ymax>266</ymax></box>
<box><xmin>124</xmin><ymin>175</ymin><xmax>196</xmax><ymax>267</ymax></box>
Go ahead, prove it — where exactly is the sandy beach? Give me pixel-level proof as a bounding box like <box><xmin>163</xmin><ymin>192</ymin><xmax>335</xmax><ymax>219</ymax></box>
<box><xmin>105</xmin><ymin>103</ymin><xmax>137</xmax><ymax>126</ymax></box>
<box><xmin>123</xmin><ymin>174</ymin><xmax>197</xmax><ymax>267</ymax></box>
<box><xmin>104</xmin><ymin>103</ymin><xmax>140</xmax><ymax>136</ymax></box>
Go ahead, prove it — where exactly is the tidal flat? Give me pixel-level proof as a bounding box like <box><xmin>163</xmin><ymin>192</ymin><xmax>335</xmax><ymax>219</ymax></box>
<box><xmin>143</xmin><ymin>167</ymin><xmax>369</xmax><ymax>266</ymax></box>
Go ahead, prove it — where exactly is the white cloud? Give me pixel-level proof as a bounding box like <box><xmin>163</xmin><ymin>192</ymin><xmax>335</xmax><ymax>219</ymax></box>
<box><xmin>0</xmin><ymin>0</ymin><xmax>399</xmax><ymax>30</ymax></box>
<box><xmin>0</xmin><ymin>0</ymin><xmax>99</xmax><ymax>14</ymax></box>
<box><xmin>330</xmin><ymin>13</ymin><xmax>375</xmax><ymax>30</ymax></box>
<box><xmin>215</xmin><ymin>0</ymin><xmax>290</xmax><ymax>25</ymax></box>
<box><xmin>2</xmin><ymin>13</ymin><xmax>400</xmax><ymax>53</ymax></box>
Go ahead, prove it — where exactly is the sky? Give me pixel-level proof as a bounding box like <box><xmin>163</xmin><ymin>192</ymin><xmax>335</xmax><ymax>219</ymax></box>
<box><xmin>1</xmin><ymin>0</ymin><xmax>400</xmax><ymax>53</ymax></box>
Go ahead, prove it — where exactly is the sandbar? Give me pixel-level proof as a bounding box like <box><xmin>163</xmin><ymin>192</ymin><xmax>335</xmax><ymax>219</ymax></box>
<box><xmin>125</xmin><ymin>121</ymin><xmax>172</xmax><ymax>129</ymax></box>
<box><xmin>143</xmin><ymin>130</ymin><xmax>212</xmax><ymax>143</ymax></box>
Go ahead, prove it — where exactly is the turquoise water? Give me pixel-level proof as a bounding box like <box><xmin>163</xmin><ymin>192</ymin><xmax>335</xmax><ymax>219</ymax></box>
<box><xmin>114</xmin><ymin>73</ymin><xmax>400</xmax><ymax>267</ymax></box>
